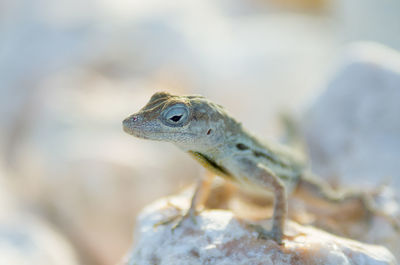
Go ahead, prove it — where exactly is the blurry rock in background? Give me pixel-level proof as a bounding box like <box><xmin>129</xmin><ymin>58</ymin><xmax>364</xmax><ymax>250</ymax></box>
<box><xmin>0</xmin><ymin>0</ymin><xmax>400</xmax><ymax>265</ymax></box>
<box><xmin>0</xmin><ymin>169</ymin><xmax>79</xmax><ymax>265</ymax></box>
<box><xmin>334</xmin><ymin>0</ymin><xmax>400</xmax><ymax>50</ymax></box>
<box><xmin>304</xmin><ymin>42</ymin><xmax>400</xmax><ymax>188</ymax></box>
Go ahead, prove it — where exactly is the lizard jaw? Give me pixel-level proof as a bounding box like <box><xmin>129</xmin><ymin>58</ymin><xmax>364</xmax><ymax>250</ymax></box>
<box><xmin>122</xmin><ymin>116</ymin><xmax>165</xmax><ymax>140</ymax></box>
<box><xmin>122</xmin><ymin>116</ymin><xmax>143</xmax><ymax>138</ymax></box>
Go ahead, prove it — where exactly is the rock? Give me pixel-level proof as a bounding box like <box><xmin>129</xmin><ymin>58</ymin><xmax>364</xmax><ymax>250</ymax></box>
<box><xmin>334</xmin><ymin>0</ymin><xmax>400</xmax><ymax>50</ymax></box>
<box><xmin>123</xmin><ymin>190</ymin><xmax>396</xmax><ymax>265</ymax></box>
<box><xmin>0</xmin><ymin>215</ymin><xmax>80</xmax><ymax>265</ymax></box>
<box><xmin>305</xmin><ymin>42</ymin><xmax>400</xmax><ymax>188</ymax></box>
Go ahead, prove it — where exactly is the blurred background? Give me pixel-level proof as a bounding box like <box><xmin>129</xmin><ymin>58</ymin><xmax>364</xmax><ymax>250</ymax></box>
<box><xmin>1</xmin><ymin>0</ymin><xmax>400</xmax><ymax>264</ymax></box>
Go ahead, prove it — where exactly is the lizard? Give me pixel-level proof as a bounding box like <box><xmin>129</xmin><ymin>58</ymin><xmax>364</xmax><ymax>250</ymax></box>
<box><xmin>122</xmin><ymin>91</ymin><xmax>398</xmax><ymax>245</ymax></box>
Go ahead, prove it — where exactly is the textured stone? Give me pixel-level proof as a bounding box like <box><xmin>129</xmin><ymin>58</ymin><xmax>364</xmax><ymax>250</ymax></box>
<box><xmin>124</xmin><ymin>190</ymin><xmax>396</xmax><ymax>265</ymax></box>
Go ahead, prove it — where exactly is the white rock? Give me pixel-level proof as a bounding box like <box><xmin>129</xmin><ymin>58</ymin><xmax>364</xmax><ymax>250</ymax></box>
<box><xmin>124</xmin><ymin>191</ymin><xmax>396</xmax><ymax>265</ymax></box>
<box><xmin>305</xmin><ymin>42</ymin><xmax>400</xmax><ymax>188</ymax></box>
<box><xmin>334</xmin><ymin>0</ymin><xmax>400</xmax><ymax>50</ymax></box>
<box><xmin>0</xmin><ymin>215</ymin><xmax>80</xmax><ymax>265</ymax></box>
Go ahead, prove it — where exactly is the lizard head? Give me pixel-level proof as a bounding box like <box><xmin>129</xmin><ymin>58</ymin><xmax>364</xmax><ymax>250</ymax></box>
<box><xmin>123</xmin><ymin>91</ymin><xmax>232</xmax><ymax>150</ymax></box>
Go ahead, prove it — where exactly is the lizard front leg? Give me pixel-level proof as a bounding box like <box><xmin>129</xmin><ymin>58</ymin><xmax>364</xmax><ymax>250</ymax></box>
<box><xmin>174</xmin><ymin>171</ymin><xmax>215</xmax><ymax>228</ymax></box>
<box><xmin>239</xmin><ymin>159</ymin><xmax>287</xmax><ymax>244</ymax></box>
<box><xmin>156</xmin><ymin>172</ymin><xmax>215</xmax><ymax>229</ymax></box>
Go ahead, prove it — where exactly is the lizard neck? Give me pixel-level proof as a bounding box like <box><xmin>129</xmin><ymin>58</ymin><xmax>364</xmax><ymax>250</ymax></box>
<box><xmin>175</xmin><ymin>111</ymin><xmax>243</xmax><ymax>155</ymax></box>
<box><xmin>178</xmin><ymin>143</ymin><xmax>224</xmax><ymax>158</ymax></box>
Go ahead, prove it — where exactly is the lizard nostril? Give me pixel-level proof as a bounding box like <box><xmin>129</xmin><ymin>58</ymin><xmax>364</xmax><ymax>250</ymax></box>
<box><xmin>123</xmin><ymin>116</ymin><xmax>137</xmax><ymax>127</ymax></box>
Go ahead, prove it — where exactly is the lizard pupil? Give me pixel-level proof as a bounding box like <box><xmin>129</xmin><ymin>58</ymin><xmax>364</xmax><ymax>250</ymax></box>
<box><xmin>170</xmin><ymin>115</ymin><xmax>182</xmax><ymax>122</ymax></box>
<box><xmin>207</xmin><ymin>129</ymin><xmax>212</xmax><ymax>135</ymax></box>
<box><xmin>236</xmin><ymin>143</ymin><xmax>249</xmax><ymax>150</ymax></box>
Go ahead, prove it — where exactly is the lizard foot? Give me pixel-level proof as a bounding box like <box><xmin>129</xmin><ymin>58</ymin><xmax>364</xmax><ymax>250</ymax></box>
<box><xmin>171</xmin><ymin>209</ymin><xmax>198</xmax><ymax>231</ymax></box>
<box><xmin>153</xmin><ymin>214</ymin><xmax>182</xmax><ymax>228</ymax></box>
<box><xmin>248</xmin><ymin>224</ymin><xmax>283</xmax><ymax>245</ymax></box>
<box><xmin>153</xmin><ymin>201</ymin><xmax>183</xmax><ymax>228</ymax></box>
<box><xmin>153</xmin><ymin>208</ymin><xmax>198</xmax><ymax>231</ymax></box>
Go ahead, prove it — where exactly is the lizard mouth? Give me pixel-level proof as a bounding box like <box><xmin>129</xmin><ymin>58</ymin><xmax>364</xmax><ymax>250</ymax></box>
<box><xmin>123</xmin><ymin>125</ymin><xmax>151</xmax><ymax>139</ymax></box>
<box><xmin>123</xmin><ymin>115</ymin><xmax>197</xmax><ymax>141</ymax></box>
<box><xmin>122</xmin><ymin>116</ymin><xmax>162</xmax><ymax>140</ymax></box>
<box><xmin>122</xmin><ymin>117</ymin><xmax>141</xmax><ymax>136</ymax></box>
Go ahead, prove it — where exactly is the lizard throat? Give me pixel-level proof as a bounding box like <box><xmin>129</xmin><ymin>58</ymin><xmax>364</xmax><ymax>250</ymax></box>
<box><xmin>188</xmin><ymin>151</ymin><xmax>232</xmax><ymax>179</ymax></box>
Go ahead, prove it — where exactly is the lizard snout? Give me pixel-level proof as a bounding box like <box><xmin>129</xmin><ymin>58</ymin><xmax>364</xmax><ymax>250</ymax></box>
<box><xmin>123</xmin><ymin>115</ymin><xmax>139</xmax><ymax>134</ymax></box>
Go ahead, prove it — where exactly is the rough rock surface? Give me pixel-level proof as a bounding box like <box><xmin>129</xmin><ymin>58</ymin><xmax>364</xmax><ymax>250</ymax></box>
<box><xmin>124</xmin><ymin>191</ymin><xmax>396</xmax><ymax>265</ymax></box>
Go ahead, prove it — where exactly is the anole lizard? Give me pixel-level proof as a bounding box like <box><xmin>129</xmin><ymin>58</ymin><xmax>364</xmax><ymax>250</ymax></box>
<box><xmin>123</xmin><ymin>91</ymin><xmax>397</xmax><ymax>245</ymax></box>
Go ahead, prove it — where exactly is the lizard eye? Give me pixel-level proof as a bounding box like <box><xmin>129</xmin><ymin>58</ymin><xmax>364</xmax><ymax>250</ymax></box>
<box><xmin>170</xmin><ymin>115</ymin><xmax>182</xmax><ymax>122</ymax></box>
<box><xmin>162</xmin><ymin>105</ymin><xmax>189</xmax><ymax>126</ymax></box>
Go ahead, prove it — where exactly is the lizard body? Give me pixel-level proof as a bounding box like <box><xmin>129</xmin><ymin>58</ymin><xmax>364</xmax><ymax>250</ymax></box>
<box><xmin>123</xmin><ymin>91</ymin><xmax>306</xmax><ymax>244</ymax></box>
<box><xmin>123</xmin><ymin>92</ymin><xmax>305</xmax><ymax>189</ymax></box>
<box><xmin>122</xmin><ymin>91</ymin><xmax>397</xmax><ymax>244</ymax></box>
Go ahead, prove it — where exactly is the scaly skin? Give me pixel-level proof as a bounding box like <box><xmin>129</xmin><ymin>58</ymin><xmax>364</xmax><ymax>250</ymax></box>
<box><xmin>122</xmin><ymin>91</ymin><xmax>399</xmax><ymax>244</ymax></box>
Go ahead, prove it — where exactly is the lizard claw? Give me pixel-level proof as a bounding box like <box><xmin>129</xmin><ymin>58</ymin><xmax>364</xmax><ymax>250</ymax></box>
<box><xmin>153</xmin><ymin>214</ymin><xmax>182</xmax><ymax>228</ymax></box>
<box><xmin>171</xmin><ymin>209</ymin><xmax>198</xmax><ymax>231</ymax></box>
<box><xmin>153</xmin><ymin>201</ymin><xmax>183</xmax><ymax>228</ymax></box>
<box><xmin>154</xmin><ymin>208</ymin><xmax>199</xmax><ymax>231</ymax></box>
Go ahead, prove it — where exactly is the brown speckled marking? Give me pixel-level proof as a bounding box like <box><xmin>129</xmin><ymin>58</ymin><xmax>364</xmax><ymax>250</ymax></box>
<box><xmin>189</xmin><ymin>248</ymin><xmax>200</xmax><ymax>258</ymax></box>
